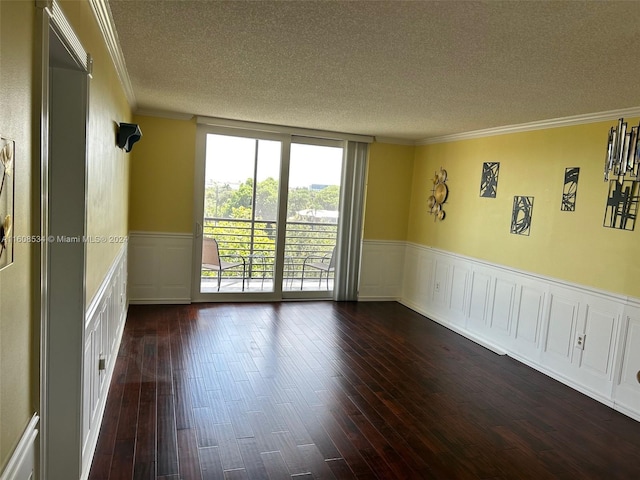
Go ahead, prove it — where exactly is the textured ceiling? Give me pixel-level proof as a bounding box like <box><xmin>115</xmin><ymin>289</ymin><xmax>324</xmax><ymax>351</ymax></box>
<box><xmin>108</xmin><ymin>0</ymin><xmax>640</xmax><ymax>141</ymax></box>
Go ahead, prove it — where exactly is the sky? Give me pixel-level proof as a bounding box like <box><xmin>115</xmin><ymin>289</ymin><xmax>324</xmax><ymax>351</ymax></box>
<box><xmin>205</xmin><ymin>134</ymin><xmax>343</xmax><ymax>188</ymax></box>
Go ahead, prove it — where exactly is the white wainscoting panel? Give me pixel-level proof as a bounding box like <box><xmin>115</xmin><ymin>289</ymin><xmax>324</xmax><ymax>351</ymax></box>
<box><xmin>0</xmin><ymin>415</ymin><xmax>39</xmax><ymax>480</ymax></box>
<box><xmin>613</xmin><ymin>303</ymin><xmax>640</xmax><ymax>421</ymax></box>
<box><xmin>512</xmin><ymin>284</ymin><xmax>546</xmax><ymax>361</ymax></box>
<box><xmin>399</xmin><ymin>243</ymin><xmax>639</xmax><ymax>422</ymax></box>
<box><xmin>449</xmin><ymin>265</ymin><xmax>469</xmax><ymax>327</ymax></box>
<box><xmin>543</xmin><ymin>292</ymin><xmax>580</xmax><ymax>372</ymax></box>
<box><xmin>128</xmin><ymin>232</ymin><xmax>193</xmax><ymax>304</ymax></box>
<box><xmin>81</xmin><ymin>245</ymin><xmax>129</xmax><ymax>479</ymax></box>
<box><xmin>358</xmin><ymin>240</ymin><xmax>406</xmax><ymax>300</ymax></box>
<box><xmin>488</xmin><ymin>278</ymin><xmax>516</xmax><ymax>345</ymax></box>
<box><xmin>431</xmin><ymin>258</ymin><xmax>451</xmax><ymax>311</ymax></box>
<box><xmin>578</xmin><ymin>304</ymin><xmax>618</xmax><ymax>395</ymax></box>
<box><xmin>467</xmin><ymin>270</ymin><xmax>491</xmax><ymax>334</ymax></box>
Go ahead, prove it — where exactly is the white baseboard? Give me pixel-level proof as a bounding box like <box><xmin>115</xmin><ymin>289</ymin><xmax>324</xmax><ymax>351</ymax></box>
<box><xmin>613</xmin><ymin>402</ymin><xmax>640</xmax><ymax>423</ymax></box>
<box><xmin>129</xmin><ymin>297</ymin><xmax>191</xmax><ymax>305</ymax></box>
<box><xmin>358</xmin><ymin>295</ymin><xmax>399</xmax><ymax>302</ymax></box>
<box><xmin>0</xmin><ymin>415</ymin><xmax>39</xmax><ymax>480</ymax></box>
<box><xmin>399</xmin><ymin>297</ymin><xmax>508</xmax><ymax>356</ymax></box>
<box><xmin>508</xmin><ymin>350</ymin><xmax>614</xmax><ymax>407</ymax></box>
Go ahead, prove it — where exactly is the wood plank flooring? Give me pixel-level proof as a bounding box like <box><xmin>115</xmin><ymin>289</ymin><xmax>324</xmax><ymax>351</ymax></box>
<box><xmin>88</xmin><ymin>301</ymin><xmax>640</xmax><ymax>479</ymax></box>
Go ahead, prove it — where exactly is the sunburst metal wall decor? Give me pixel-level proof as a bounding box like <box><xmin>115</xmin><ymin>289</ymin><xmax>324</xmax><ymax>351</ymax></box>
<box><xmin>427</xmin><ymin>167</ymin><xmax>448</xmax><ymax>221</ymax></box>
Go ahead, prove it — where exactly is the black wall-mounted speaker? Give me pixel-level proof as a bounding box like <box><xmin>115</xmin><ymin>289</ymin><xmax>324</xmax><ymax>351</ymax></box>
<box><xmin>117</xmin><ymin>123</ymin><xmax>142</xmax><ymax>152</ymax></box>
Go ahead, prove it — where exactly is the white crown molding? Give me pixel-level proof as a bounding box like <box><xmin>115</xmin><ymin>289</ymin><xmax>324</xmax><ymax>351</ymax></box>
<box><xmin>87</xmin><ymin>0</ymin><xmax>136</xmax><ymax>108</ymax></box>
<box><xmin>374</xmin><ymin>136</ymin><xmax>417</xmax><ymax>146</ymax></box>
<box><xmin>418</xmin><ymin>106</ymin><xmax>640</xmax><ymax>145</ymax></box>
<box><xmin>134</xmin><ymin>108</ymin><xmax>195</xmax><ymax>121</ymax></box>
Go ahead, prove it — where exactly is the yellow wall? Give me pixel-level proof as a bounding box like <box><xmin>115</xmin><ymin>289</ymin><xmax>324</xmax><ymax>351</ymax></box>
<box><xmin>58</xmin><ymin>0</ymin><xmax>132</xmax><ymax>305</ymax></box>
<box><xmin>129</xmin><ymin>131</ymin><xmax>414</xmax><ymax>240</ymax></box>
<box><xmin>409</xmin><ymin>120</ymin><xmax>640</xmax><ymax>298</ymax></box>
<box><xmin>0</xmin><ymin>0</ymin><xmax>35</xmax><ymax>468</ymax></box>
<box><xmin>363</xmin><ymin>142</ymin><xmax>414</xmax><ymax>241</ymax></box>
<box><xmin>129</xmin><ymin>115</ymin><xmax>196</xmax><ymax>233</ymax></box>
<box><xmin>0</xmin><ymin>0</ymin><xmax>131</xmax><ymax>471</ymax></box>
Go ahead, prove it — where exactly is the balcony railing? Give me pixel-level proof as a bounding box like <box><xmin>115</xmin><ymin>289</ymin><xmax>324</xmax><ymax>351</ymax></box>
<box><xmin>202</xmin><ymin>217</ymin><xmax>337</xmax><ymax>284</ymax></box>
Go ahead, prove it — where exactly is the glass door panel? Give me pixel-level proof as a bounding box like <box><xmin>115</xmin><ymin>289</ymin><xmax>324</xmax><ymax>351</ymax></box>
<box><xmin>200</xmin><ymin>133</ymin><xmax>281</xmax><ymax>293</ymax></box>
<box><xmin>283</xmin><ymin>142</ymin><xmax>343</xmax><ymax>292</ymax></box>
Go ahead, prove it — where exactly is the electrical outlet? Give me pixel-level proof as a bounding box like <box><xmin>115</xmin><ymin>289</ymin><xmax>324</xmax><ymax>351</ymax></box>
<box><xmin>575</xmin><ymin>333</ymin><xmax>586</xmax><ymax>350</ymax></box>
<box><xmin>435</xmin><ymin>282</ymin><xmax>441</xmax><ymax>292</ymax></box>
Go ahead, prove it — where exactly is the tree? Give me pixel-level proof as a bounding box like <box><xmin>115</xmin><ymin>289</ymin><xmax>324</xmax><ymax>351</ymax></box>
<box><xmin>204</xmin><ymin>182</ymin><xmax>233</xmax><ymax>218</ymax></box>
<box><xmin>315</xmin><ymin>185</ymin><xmax>340</xmax><ymax>210</ymax></box>
<box><xmin>220</xmin><ymin>178</ymin><xmax>254</xmax><ymax>218</ymax></box>
<box><xmin>255</xmin><ymin>177</ymin><xmax>279</xmax><ymax>220</ymax></box>
<box><xmin>287</xmin><ymin>187</ymin><xmax>312</xmax><ymax>218</ymax></box>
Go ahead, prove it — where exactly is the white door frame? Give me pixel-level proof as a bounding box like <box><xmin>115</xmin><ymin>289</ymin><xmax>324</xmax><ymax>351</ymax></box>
<box><xmin>35</xmin><ymin>1</ymin><xmax>91</xmax><ymax>478</ymax></box>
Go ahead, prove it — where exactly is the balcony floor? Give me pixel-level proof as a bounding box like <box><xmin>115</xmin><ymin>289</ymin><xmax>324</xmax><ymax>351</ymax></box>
<box><xmin>200</xmin><ymin>276</ymin><xmax>334</xmax><ymax>294</ymax></box>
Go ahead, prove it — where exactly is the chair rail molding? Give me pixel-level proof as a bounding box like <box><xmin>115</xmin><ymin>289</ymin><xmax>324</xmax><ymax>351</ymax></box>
<box><xmin>0</xmin><ymin>415</ymin><xmax>39</xmax><ymax>480</ymax></box>
<box><xmin>399</xmin><ymin>242</ymin><xmax>640</xmax><ymax>423</ymax></box>
<box><xmin>128</xmin><ymin>231</ymin><xmax>193</xmax><ymax>304</ymax></box>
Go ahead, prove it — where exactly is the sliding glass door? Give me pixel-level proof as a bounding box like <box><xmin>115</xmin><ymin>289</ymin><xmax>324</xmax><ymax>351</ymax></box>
<box><xmin>283</xmin><ymin>140</ymin><xmax>343</xmax><ymax>292</ymax></box>
<box><xmin>198</xmin><ymin>132</ymin><xmax>281</xmax><ymax>294</ymax></box>
<box><xmin>192</xmin><ymin>124</ymin><xmax>358</xmax><ymax>301</ymax></box>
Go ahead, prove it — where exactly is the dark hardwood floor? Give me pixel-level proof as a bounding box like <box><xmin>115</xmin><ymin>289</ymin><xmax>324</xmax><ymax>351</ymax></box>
<box><xmin>88</xmin><ymin>301</ymin><xmax>640</xmax><ymax>479</ymax></box>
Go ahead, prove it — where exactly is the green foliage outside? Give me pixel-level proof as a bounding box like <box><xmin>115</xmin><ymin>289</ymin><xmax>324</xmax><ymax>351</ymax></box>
<box><xmin>202</xmin><ymin>177</ymin><xmax>339</xmax><ymax>279</ymax></box>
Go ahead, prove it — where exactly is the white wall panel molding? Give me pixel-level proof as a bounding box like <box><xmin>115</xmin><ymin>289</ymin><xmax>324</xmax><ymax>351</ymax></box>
<box><xmin>448</xmin><ymin>264</ymin><xmax>470</xmax><ymax>328</ymax></box>
<box><xmin>612</xmin><ymin>305</ymin><xmax>640</xmax><ymax>422</ymax></box>
<box><xmin>406</xmin><ymin>243</ymin><xmax>631</xmax><ymax>304</ymax></box>
<box><xmin>399</xmin><ymin>242</ymin><xmax>639</xmax><ymax>422</ymax></box>
<box><xmin>0</xmin><ymin>415</ymin><xmax>39</xmax><ymax>480</ymax></box>
<box><xmin>358</xmin><ymin>240</ymin><xmax>406</xmax><ymax>301</ymax></box>
<box><xmin>128</xmin><ymin>231</ymin><xmax>193</xmax><ymax>304</ymax></box>
<box><xmin>512</xmin><ymin>284</ymin><xmax>546</xmax><ymax>361</ymax></box>
<box><xmin>80</xmin><ymin>245</ymin><xmax>128</xmax><ymax>480</ymax></box>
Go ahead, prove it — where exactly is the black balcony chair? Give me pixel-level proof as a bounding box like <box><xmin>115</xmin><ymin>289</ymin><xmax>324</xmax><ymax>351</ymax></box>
<box><xmin>301</xmin><ymin>247</ymin><xmax>336</xmax><ymax>290</ymax></box>
<box><xmin>202</xmin><ymin>237</ymin><xmax>246</xmax><ymax>291</ymax></box>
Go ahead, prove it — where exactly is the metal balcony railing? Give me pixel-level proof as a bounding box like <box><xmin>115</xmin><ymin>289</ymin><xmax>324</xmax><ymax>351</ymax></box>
<box><xmin>202</xmin><ymin>217</ymin><xmax>337</xmax><ymax>283</ymax></box>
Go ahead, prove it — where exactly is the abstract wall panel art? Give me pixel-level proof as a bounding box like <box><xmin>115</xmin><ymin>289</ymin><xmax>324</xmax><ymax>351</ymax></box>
<box><xmin>480</xmin><ymin>162</ymin><xmax>500</xmax><ymax>198</ymax></box>
<box><xmin>603</xmin><ymin>180</ymin><xmax>639</xmax><ymax>231</ymax></box>
<box><xmin>511</xmin><ymin>196</ymin><xmax>534</xmax><ymax>236</ymax></box>
<box><xmin>561</xmin><ymin>167</ymin><xmax>580</xmax><ymax>211</ymax></box>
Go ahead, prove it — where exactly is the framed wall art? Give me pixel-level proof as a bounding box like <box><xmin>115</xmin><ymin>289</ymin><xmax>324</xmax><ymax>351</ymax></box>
<box><xmin>0</xmin><ymin>136</ymin><xmax>14</xmax><ymax>270</ymax></box>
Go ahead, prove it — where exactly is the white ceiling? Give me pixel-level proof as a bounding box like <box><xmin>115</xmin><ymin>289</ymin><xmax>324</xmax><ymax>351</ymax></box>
<box><xmin>108</xmin><ymin>0</ymin><xmax>640</xmax><ymax>142</ymax></box>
